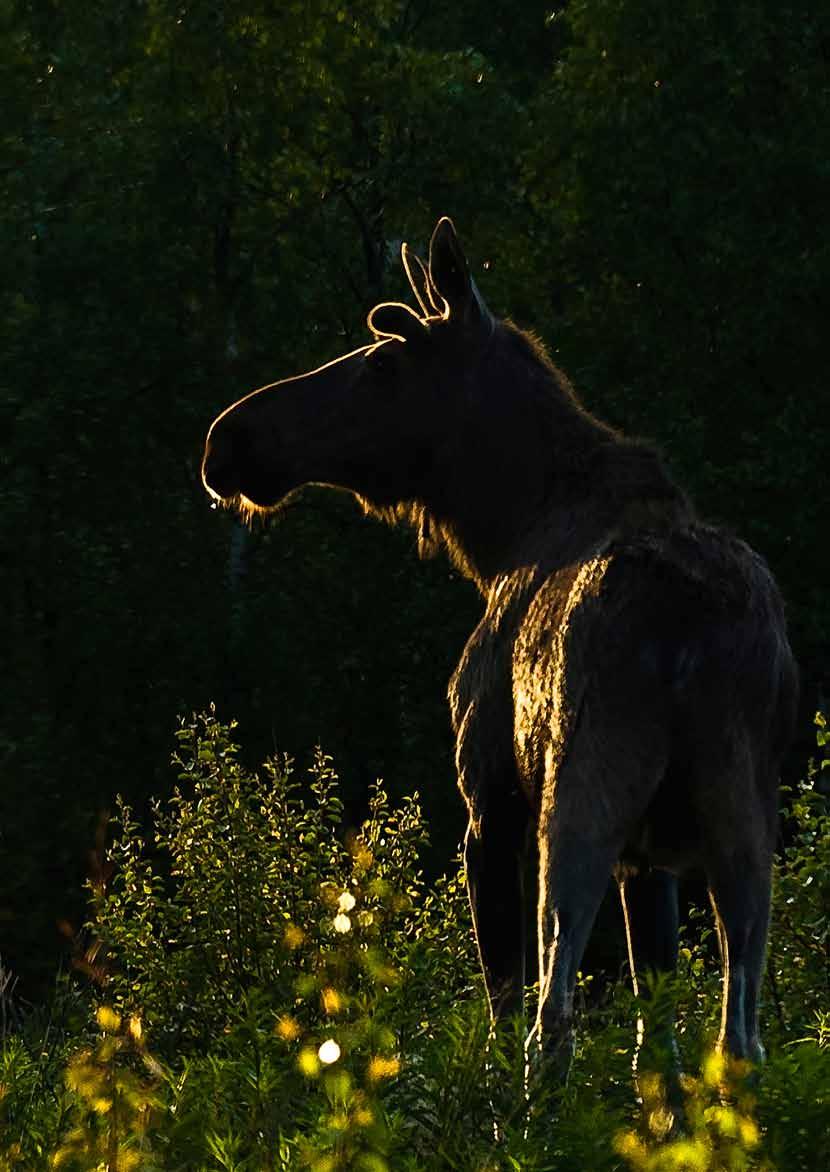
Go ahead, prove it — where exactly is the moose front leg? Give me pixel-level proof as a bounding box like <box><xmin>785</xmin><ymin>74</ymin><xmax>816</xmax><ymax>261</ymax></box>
<box><xmin>464</xmin><ymin>796</ymin><xmax>531</xmax><ymax>1023</ymax></box>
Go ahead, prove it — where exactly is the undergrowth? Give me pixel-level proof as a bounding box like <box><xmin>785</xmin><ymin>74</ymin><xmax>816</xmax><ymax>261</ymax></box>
<box><xmin>1</xmin><ymin>710</ymin><xmax>828</xmax><ymax>1170</ymax></box>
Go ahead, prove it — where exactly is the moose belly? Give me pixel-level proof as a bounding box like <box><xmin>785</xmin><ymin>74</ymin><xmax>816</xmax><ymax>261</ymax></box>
<box><xmin>620</xmin><ymin>773</ymin><xmax>704</xmax><ymax>874</ymax></box>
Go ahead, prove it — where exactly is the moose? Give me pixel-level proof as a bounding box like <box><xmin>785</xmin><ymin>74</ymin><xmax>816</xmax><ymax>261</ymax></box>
<box><xmin>202</xmin><ymin>216</ymin><xmax>797</xmax><ymax>1078</ymax></box>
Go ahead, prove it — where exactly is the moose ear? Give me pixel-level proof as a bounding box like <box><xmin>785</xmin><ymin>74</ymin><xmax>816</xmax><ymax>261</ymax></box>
<box><xmin>428</xmin><ymin>216</ymin><xmax>492</xmax><ymax>333</ymax></box>
<box><xmin>367</xmin><ymin>301</ymin><xmax>427</xmax><ymax>343</ymax></box>
<box><xmin>402</xmin><ymin>242</ymin><xmax>442</xmax><ymax>318</ymax></box>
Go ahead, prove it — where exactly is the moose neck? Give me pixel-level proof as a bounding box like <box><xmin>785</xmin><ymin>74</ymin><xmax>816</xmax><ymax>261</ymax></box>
<box><xmin>422</xmin><ymin>328</ymin><xmax>691</xmax><ymax>594</ymax></box>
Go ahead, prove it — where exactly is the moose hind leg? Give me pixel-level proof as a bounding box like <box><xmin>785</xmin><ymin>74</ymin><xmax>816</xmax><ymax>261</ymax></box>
<box><xmin>465</xmin><ymin>797</ymin><xmax>530</xmax><ymax>1023</ymax></box>
<box><xmin>619</xmin><ymin>868</ymin><xmax>682</xmax><ymax>1091</ymax></box>
<box><xmin>708</xmin><ymin>854</ymin><xmax>772</xmax><ymax>1064</ymax></box>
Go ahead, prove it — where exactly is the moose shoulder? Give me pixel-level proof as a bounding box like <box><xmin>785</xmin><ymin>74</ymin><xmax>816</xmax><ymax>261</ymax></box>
<box><xmin>202</xmin><ymin>217</ymin><xmax>798</xmax><ymax>1076</ymax></box>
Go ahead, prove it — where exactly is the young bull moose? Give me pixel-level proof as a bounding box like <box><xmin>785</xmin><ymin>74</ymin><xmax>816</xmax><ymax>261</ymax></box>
<box><xmin>202</xmin><ymin>217</ymin><xmax>797</xmax><ymax>1078</ymax></box>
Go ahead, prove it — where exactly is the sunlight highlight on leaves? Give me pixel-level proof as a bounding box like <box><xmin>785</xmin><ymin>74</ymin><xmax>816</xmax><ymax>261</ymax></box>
<box><xmin>318</xmin><ymin>1038</ymin><xmax>341</xmax><ymax>1065</ymax></box>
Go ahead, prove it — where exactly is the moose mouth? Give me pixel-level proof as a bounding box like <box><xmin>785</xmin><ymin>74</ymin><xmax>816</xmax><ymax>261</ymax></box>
<box><xmin>202</xmin><ymin>423</ymin><xmax>294</xmax><ymax>511</ymax></box>
<box><xmin>203</xmin><ymin>470</ymin><xmax>290</xmax><ymax>514</ymax></box>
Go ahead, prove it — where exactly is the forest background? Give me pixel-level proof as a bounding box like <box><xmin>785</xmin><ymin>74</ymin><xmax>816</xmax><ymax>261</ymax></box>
<box><xmin>2</xmin><ymin>0</ymin><xmax>828</xmax><ymax>1000</ymax></box>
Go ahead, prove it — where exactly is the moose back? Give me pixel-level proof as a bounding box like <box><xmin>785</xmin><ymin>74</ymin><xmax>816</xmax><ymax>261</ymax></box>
<box><xmin>202</xmin><ymin>217</ymin><xmax>797</xmax><ymax>1070</ymax></box>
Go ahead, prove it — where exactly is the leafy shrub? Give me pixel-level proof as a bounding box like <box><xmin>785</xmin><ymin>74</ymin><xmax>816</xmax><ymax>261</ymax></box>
<box><xmin>1</xmin><ymin>710</ymin><xmax>829</xmax><ymax>1170</ymax></box>
<box><xmin>50</xmin><ymin>1006</ymin><xmax>162</xmax><ymax>1171</ymax></box>
<box><xmin>84</xmin><ymin>709</ymin><xmax>480</xmax><ymax>1168</ymax></box>
<box><xmin>767</xmin><ymin>714</ymin><xmax>830</xmax><ymax>1040</ymax></box>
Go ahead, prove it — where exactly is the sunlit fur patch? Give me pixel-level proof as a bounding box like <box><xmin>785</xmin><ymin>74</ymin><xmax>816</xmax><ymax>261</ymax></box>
<box><xmin>356</xmin><ymin>497</ymin><xmax>449</xmax><ymax>565</ymax></box>
<box><xmin>529</xmin><ymin>554</ymin><xmax>610</xmax><ymax>1032</ymax></box>
<box><xmin>237</xmin><ymin>494</ymin><xmax>272</xmax><ymax>526</ymax></box>
<box><xmin>518</xmin><ymin>554</ymin><xmax>612</xmax><ymax>824</ymax></box>
<box><xmin>209</xmin><ymin>490</ymin><xmax>296</xmax><ymax>530</ymax></box>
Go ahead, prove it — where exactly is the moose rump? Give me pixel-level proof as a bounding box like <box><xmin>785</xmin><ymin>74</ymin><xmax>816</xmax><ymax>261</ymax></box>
<box><xmin>468</xmin><ymin>526</ymin><xmax>796</xmax><ymax>1069</ymax></box>
<box><xmin>202</xmin><ymin>215</ymin><xmax>798</xmax><ymax>1081</ymax></box>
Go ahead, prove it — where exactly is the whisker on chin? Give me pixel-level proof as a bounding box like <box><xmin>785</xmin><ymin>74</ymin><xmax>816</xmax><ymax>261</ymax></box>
<box><xmin>223</xmin><ymin>492</ymin><xmax>298</xmax><ymax>530</ymax></box>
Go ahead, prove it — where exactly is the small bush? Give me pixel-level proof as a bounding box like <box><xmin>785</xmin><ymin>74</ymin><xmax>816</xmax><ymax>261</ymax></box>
<box><xmin>1</xmin><ymin>710</ymin><xmax>828</xmax><ymax>1169</ymax></box>
<box><xmin>767</xmin><ymin>714</ymin><xmax>830</xmax><ymax>1040</ymax></box>
<box><xmin>84</xmin><ymin>708</ymin><xmax>480</xmax><ymax>1168</ymax></box>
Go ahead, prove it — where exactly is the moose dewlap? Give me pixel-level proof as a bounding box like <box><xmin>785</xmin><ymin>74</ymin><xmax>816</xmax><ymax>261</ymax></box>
<box><xmin>202</xmin><ymin>216</ymin><xmax>797</xmax><ymax>1081</ymax></box>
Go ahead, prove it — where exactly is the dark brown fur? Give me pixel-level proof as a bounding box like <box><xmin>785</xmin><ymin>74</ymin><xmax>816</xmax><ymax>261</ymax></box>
<box><xmin>202</xmin><ymin>218</ymin><xmax>798</xmax><ymax>1076</ymax></box>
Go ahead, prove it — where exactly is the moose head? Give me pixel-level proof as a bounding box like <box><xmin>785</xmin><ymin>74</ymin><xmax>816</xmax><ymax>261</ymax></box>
<box><xmin>203</xmin><ymin>218</ymin><xmax>493</xmax><ymax>513</ymax></box>
<box><xmin>201</xmin><ymin>216</ymin><xmax>594</xmax><ymax>585</ymax></box>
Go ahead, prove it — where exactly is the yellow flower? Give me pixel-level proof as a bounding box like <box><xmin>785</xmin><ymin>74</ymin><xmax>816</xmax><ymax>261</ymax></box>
<box><xmin>284</xmin><ymin>922</ymin><xmax>305</xmax><ymax>949</ymax></box>
<box><xmin>65</xmin><ymin>1057</ymin><xmax>96</xmax><ymax>1095</ymax></box>
<box><xmin>321</xmin><ymin>986</ymin><xmax>343</xmax><ymax>1015</ymax></box>
<box><xmin>275</xmin><ymin>1015</ymin><xmax>302</xmax><ymax>1042</ymax></box>
<box><xmin>702</xmin><ymin>1049</ymin><xmax>727</xmax><ymax>1087</ymax></box>
<box><xmin>613</xmin><ymin>1130</ymin><xmax>647</xmax><ymax>1164</ymax></box>
<box><xmin>333</xmin><ymin>912</ymin><xmax>351</xmax><ymax>933</ymax></box>
<box><xmin>739</xmin><ymin>1115</ymin><xmax>760</xmax><ymax>1147</ymax></box>
<box><xmin>128</xmin><ymin>1014</ymin><xmax>142</xmax><ymax>1041</ymax></box>
<box><xmin>366</xmin><ymin>1055</ymin><xmax>400</xmax><ymax>1082</ymax></box>
<box><xmin>298</xmin><ymin>1047</ymin><xmax>321</xmax><ymax>1077</ymax></box>
<box><xmin>337</xmin><ymin>890</ymin><xmax>356</xmax><ymax>912</ymax></box>
<box><xmin>96</xmin><ymin>1006</ymin><xmax>122</xmax><ymax>1033</ymax></box>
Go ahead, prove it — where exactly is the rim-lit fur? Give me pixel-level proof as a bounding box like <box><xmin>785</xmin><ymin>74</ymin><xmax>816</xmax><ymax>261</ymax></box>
<box><xmin>202</xmin><ymin>216</ymin><xmax>798</xmax><ymax>1081</ymax></box>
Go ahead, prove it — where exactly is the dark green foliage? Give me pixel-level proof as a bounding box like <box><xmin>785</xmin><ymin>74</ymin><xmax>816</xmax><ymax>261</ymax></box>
<box><xmin>2</xmin><ymin>713</ymin><xmax>829</xmax><ymax>1169</ymax></box>
<box><xmin>92</xmin><ymin>710</ymin><xmax>476</xmax><ymax>1047</ymax></box>
<box><xmin>1</xmin><ymin>0</ymin><xmax>826</xmax><ymax>1008</ymax></box>
<box><xmin>521</xmin><ymin>0</ymin><xmax>830</xmax><ymax>661</ymax></box>
<box><xmin>767</xmin><ymin>715</ymin><xmax>830</xmax><ymax>1039</ymax></box>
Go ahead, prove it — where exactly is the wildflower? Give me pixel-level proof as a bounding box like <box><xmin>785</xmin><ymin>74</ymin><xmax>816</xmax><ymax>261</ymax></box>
<box><xmin>739</xmin><ymin>1115</ymin><xmax>760</xmax><ymax>1147</ymax></box>
<box><xmin>333</xmin><ymin>912</ymin><xmax>351</xmax><ymax>933</ymax></box>
<box><xmin>321</xmin><ymin>986</ymin><xmax>343</xmax><ymax>1014</ymax></box>
<box><xmin>96</xmin><ymin>1006</ymin><xmax>121</xmax><ymax>1033</ymax></box>
<box><xmin>702</xmin><ymin>1049</ymin><xmax>727</xmax><ymax>1087</ymax></box>
<box><xmin>614</xmin><ymin>1131</ymin><xmax>647</xmax><ymax>1164</ymax></box>
<box><xmin>337</xmin><ymin>890</ymin><xmax>356</xmax><ymax>912</ymax></box>
<box><xmin>298</xmin><ymin>1047</ymin><xmax>321</xmax><ymax>1077</ymax></box>
<box><xmin>318</xmin><ymin>1038</ymin><xmax>341</xmax><ymax>1065</ymax></box>
<box><xmin>275</xmin><ymin>1015</ymin><xmax>302</xmax><ymax>1042</ymax></box>
<box><xmin>367</xmin><ymin>1055</ymin><xmax>400</xmax><ymax>1082</ymax></box>
<box><xmin>284</xmin><ymin>922</ymin><xmax>305</xmax><ymax>949</ymax></box>
<box><xmin>65</xmin><ymin>1056</ymin><xmax>96</xmax><ymax>1096</ymax></box>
